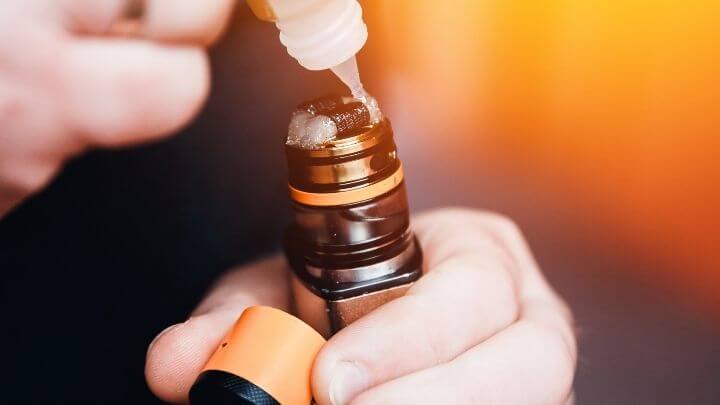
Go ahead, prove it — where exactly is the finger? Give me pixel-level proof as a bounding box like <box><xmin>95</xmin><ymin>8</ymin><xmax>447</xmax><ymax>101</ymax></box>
<box><xmin>60</xmin><ymin>0</ymin><xmax>236</xmax><ymax>45</ymax></box>
<box><xmin>59</xmin><ymin>37</ymin><xmax>209</xmax><ymax>146</ymax></box>
<box><xmin>349</xmin><ymin>209</ymin><xmax>577</xmax><ymax>405</ymax></box>
<box><xmin>423</xmin><ymin>208</ymin><xmax>575</xmax><ymax>342</ymax></box>
<box><xmin>142</xmin><ymin>0</ymin><xmax>236</xmax><ymax>45</ymax></box>
<box><xmin>353</xmin><ymin>314</ymin><xmax>576</xmax><ymax>405</ymax></box>
<box><xmin>0</xmin><ymin>75</ymin><xmax>68</xmax><ymax>201</ymax></box>
<box><xmin>312</xmin><ymin>212</ymin><xmax>521</xmax><ymax>405</ymax></box>
<box><xmin>58</xmin><ymin>0</ymin><xmax>128</xmax><ymax>34</ymax></box>
<box><xmin>145</xmin><ymin>255</ymin><xmax>290</xmax><ymax>403</ymax></box>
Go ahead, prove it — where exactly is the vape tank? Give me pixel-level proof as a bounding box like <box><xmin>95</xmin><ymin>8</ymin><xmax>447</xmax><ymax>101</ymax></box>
<box><xmin>284</xmin><ymin>95</ymin><xmax>423</xmax><ymax>336</ymax></box>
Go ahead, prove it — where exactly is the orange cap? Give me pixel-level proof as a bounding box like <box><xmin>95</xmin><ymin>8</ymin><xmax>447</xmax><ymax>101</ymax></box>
<box><xmin>190</xmin><ymin>306</ymin><xmax>326</xmax><ymax>405</ymax></box>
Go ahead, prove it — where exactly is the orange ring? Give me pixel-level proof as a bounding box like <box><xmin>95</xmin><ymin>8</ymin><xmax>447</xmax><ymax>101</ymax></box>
<box><xmin>289</xmin><ymin>164</ymin><xmax>404</xmax><ymax>206</ymax></box>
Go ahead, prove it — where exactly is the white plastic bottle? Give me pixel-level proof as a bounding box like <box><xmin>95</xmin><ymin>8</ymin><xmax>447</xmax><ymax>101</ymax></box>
<box><xmin>248</xmin><ymin>0</ymin><xmax>369</xmax><ymax>98</ymax></box>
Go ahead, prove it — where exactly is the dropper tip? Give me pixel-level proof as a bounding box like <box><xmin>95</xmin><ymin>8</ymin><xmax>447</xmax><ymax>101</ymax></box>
<box><xmin>351</xmin><ymin>86</ymin><xmax>367</xmax><ymax>100</ymax></box>
<box><xmin>331</xmin><ymin>56</ymin><xmax>365</xmax><ymax>97</ymax></box>
<box><xmin>330</xmin><ymin>56</ymin><xmax>381</xmax><ymax>123</ymax></box>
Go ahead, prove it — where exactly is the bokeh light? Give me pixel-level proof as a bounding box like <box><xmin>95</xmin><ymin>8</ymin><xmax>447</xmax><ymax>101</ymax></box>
<box><xmin>360</xmin><ymin>0</ymin><xmax>720</xmax><ymax>315</ymax></box>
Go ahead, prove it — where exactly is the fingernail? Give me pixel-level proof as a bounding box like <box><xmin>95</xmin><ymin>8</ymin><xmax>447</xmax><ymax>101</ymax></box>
<box><xmin>146</xmin><ymin>324</ymin><xmax>180</xmax><ymax>355</ymax></box>
<box><xmin>329</xmin><ymin>361</ymin><xmax>370</xmax><ymax>405</ymax></box>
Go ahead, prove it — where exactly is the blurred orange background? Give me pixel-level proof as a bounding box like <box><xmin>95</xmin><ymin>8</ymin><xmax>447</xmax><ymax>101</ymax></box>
<box><xmin>360</xmin><ymin>1</ymin><xmax>719</xmax><ymax>315</ymax></box>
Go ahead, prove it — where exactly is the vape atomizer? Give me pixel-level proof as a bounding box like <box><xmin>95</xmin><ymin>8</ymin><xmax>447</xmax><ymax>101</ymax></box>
<box><xmin>284</xmin><ymin>95</ymin><xmax>423</xmax><ymax>336</ymax></box>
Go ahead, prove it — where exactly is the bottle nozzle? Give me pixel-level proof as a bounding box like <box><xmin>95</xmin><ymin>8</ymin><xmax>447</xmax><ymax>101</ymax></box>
<box><xmin>331</xmin><ymin>56</ymin><xmax>367</xmax><ymax>100</ymax></box>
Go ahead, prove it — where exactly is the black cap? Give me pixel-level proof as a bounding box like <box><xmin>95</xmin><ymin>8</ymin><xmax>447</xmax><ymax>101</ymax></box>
<box><xmin>190</xmin><ymin>370</ymin><xmax>279</xmax><ymax>405</ymax></box>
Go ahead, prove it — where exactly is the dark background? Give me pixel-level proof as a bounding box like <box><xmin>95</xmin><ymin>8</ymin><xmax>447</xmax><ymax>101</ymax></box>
<box><xmin>1</xmin><ymin>5</ymin><xmax>718</xmax><ymax>404</ymax></box>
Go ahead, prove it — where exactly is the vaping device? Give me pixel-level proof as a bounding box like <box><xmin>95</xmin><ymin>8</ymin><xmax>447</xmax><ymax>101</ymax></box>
<box><xmin>284</xmin><ymin>95</ymin><xmax>423</xmax><ymax>336</ymax></box>
<box><xmin>190</xmin><ymin>95</ymin><xmax>422</xmax><ymax>404</ymax></box>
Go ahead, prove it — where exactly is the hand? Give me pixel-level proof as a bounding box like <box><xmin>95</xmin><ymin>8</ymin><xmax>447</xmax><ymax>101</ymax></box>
<box><xmin>145</xmin><ymin>208</ymin><xmax>577</xmax><ymax>404</ymax></box>
<box><xmin>0</xmin><ymin>0</ymin><xmax>236</xmax><ymax>216</ymax></box>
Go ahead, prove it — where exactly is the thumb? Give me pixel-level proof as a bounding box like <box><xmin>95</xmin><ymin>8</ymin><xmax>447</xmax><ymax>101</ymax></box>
<box><xmin>145</xmin><ymin>255</ymin><xmax>290</xmax><ymax>403</ymax></box>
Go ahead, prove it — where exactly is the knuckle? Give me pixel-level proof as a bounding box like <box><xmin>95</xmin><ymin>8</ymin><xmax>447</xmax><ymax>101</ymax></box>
<box><xmin>468</xmin><ymin>265</ymin><xmax>519</xmax><ymax>328</ymax></box>
<box><xmin>484</xmin><ymin>212</ymin><xmax>523</xmax><ymax>240</ymax></box>
<box><xmin>146</xmin><ymin>0</ymin><xmax>232</xmax><ymax>45</ymax></box>
<box><xmin>1</xmin><ymin>163</ymin><xmax>58</xmax><ymax>195</ymax></box>
<box><xmin>489</xmin><ymin>270</ymin><xmax>520</xmax><ymax>324</ymax></box>
<box><xmin>462</xmin><ymin>256</ymin><xmax>516</xmax><ymax>297</ymax></box>
<box><xmin>22</xmin><ymin>167</ymin><xmax>56</xmax><ymax>192</ymax></box>
<box><xmin>553</xmin><ymin>298</ymin><xmax>577</xmax><ymax>341</ymax></box>
<box><xmin>525</xmin><ymin>321</ymin><xmax>577</xmax><ymax>399</ymax></box>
